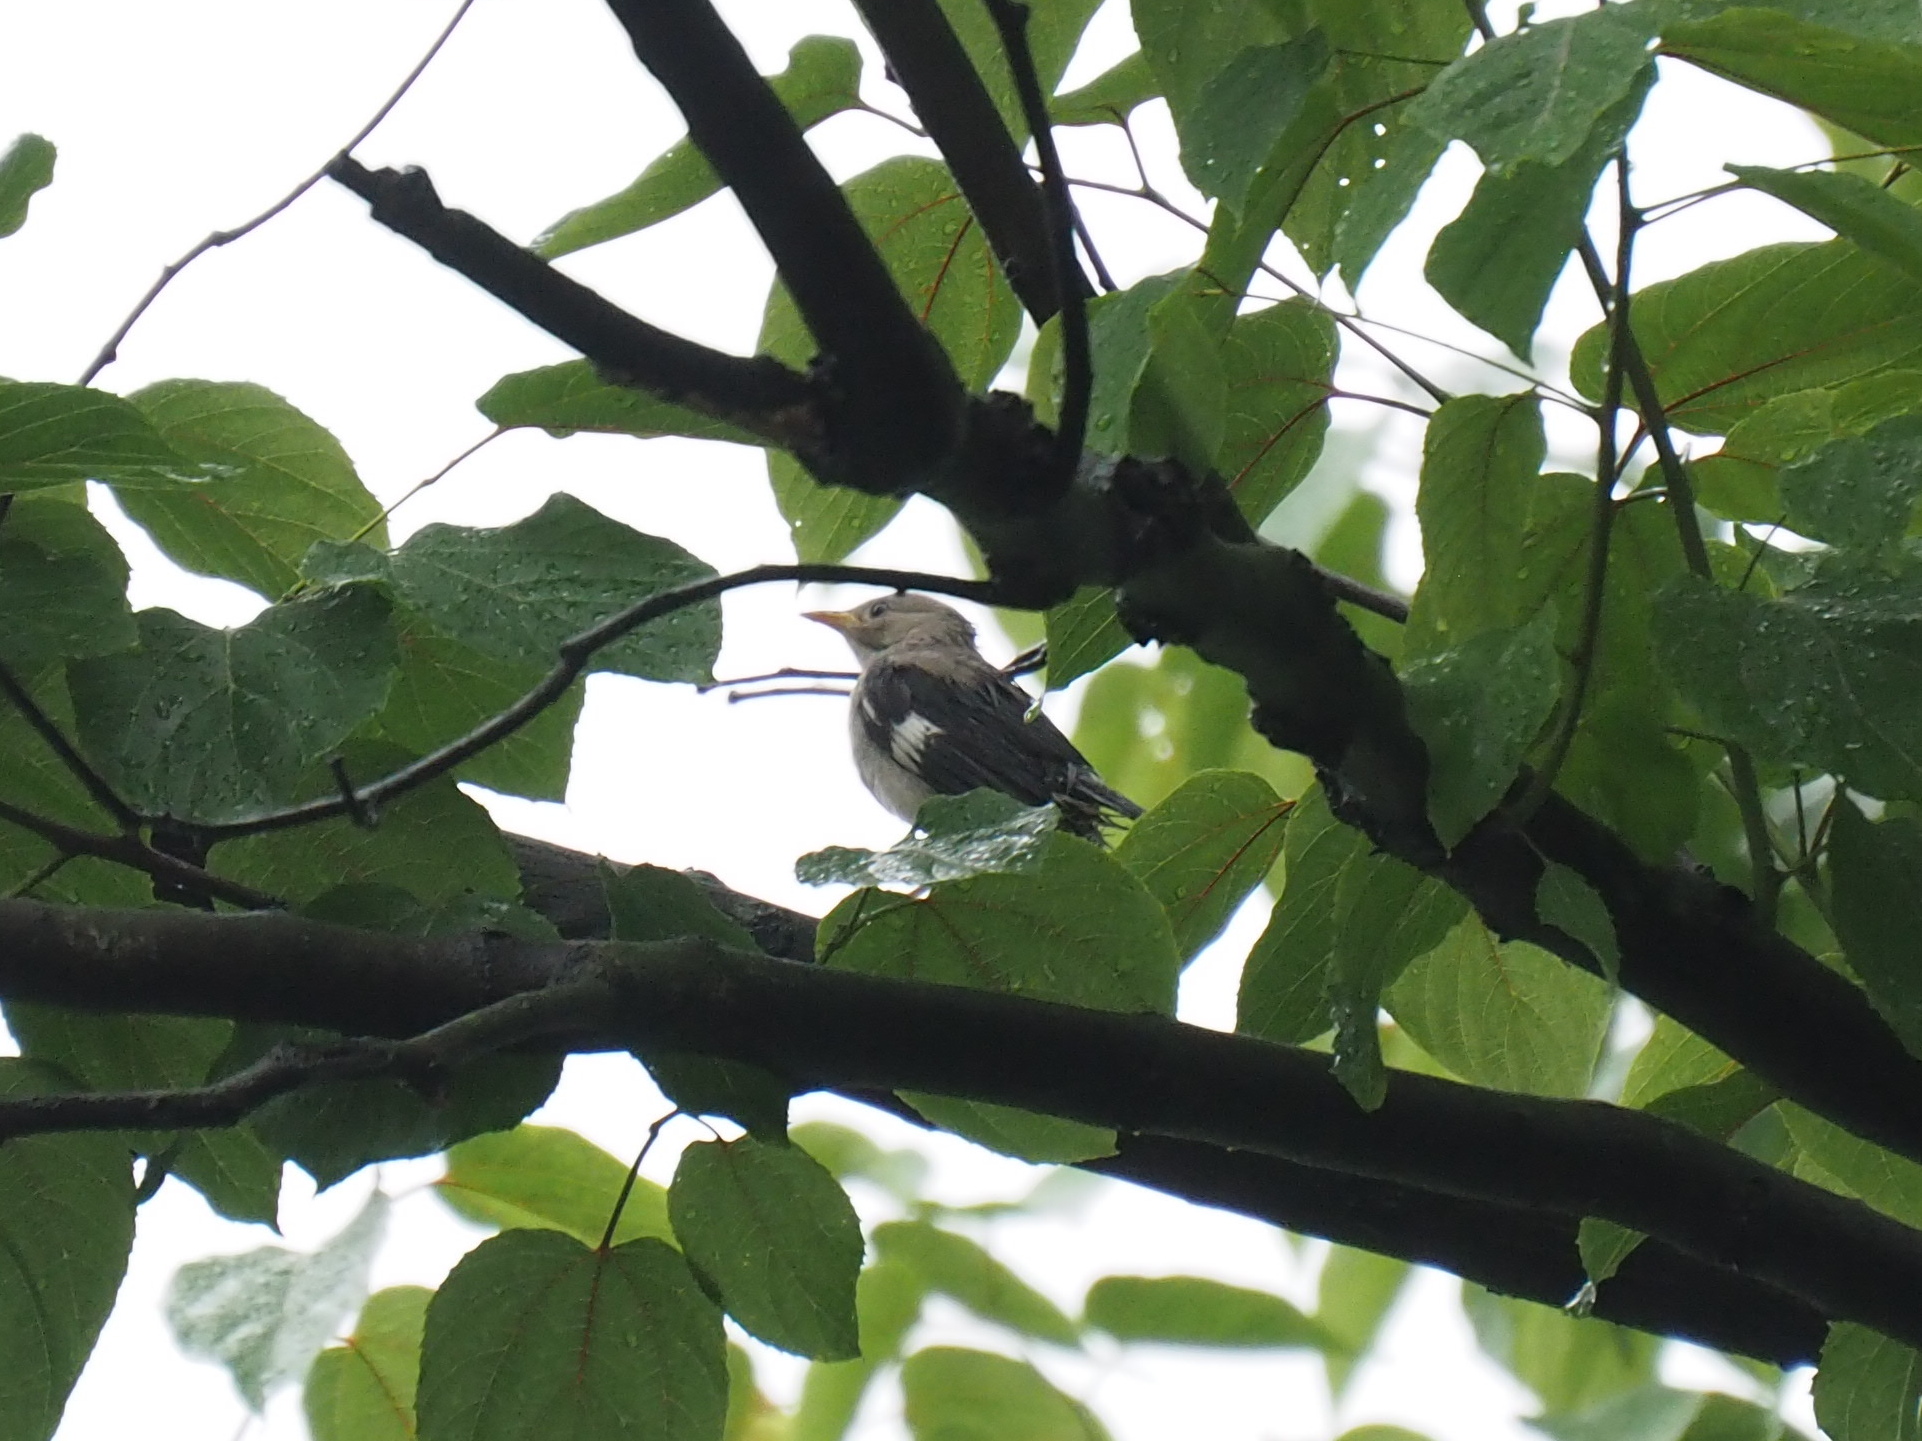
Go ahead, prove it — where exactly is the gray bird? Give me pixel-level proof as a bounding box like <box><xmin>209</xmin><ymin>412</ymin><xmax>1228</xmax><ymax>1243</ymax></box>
<box><xmin>806</xmin><ymin>593</ymin><xmax>1142</xmax><ymax>841</ymax></box>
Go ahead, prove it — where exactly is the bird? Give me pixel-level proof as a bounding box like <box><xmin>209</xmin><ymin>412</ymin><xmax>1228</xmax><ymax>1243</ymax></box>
<box><xmin>806</xmin><ymin>593</ymin><xmax>1142</xmax><ymax>842</ymax></box>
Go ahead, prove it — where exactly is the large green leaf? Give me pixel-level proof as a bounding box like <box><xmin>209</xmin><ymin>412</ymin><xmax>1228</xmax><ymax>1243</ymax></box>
<box><xmin>0</xmin><ymin>133</ymin><xmax>55</xmax><ymax>238</ymax></box>
<box><xmin>1426</xmin><ymin>74</ymin><xmax>1651</xmax><ymax>361</ymax></box>
<box><xmin>0</xmin><ymin>380</ymin><xmax>219</xmax><ymax>491</ymax></box>
<box><xmin>1815</xmin><ymin>1322</ymin><xmax>1922</xmax><ymax>1441</ymax></box>
<box><xmin>1404</xmin><ymin>393</ymin><xmax>1545</xmax><ymax>655</ymax></box>
<box><xmin>67</xmin><ymin>584</ymin><xmax>398</xmax><ymax>822</ymax></box>
<box><xmin>1731</xmin><ymin>163</ymin><xmax>1922</xmax><ymax>285</ymax></box>
<box><xmin>1400</xmin><ymin>610</ymin><xmax>1562</xmax><ymax>849</ymax></box>
<box><xmin>535</xmin><ymin>36</ymin><xmax>865</xmax><ymax>257</ymax></box>
<box><xmin>789</xmin><ymin>1261</ymin><xmax>928</xmax><ymax>1441</ymax></box>
<box><xmin>309</xmin><ymin>492</ymin><xmax>719</xmax><ymax>683</ymax></box>
<box><xmin>1217</xmin><ymin>299</ymin><xmax>1338</xmax><ymax>526</ymax></box>
<box><xmin>798</xmin><ymin>790</ymin><xmax>1060</xmax><ymax>889</ymax></box>
<box><xmin>416</xmin><ymin>1230</ymin><xmax>727</xmax><ymax>1441</ymax></box>
<box><xmin>477</xmin><ymin>360</ymin><xmax>765</xmax><ymax>447</ymax></box>
<box><xmin>1569</xmin><ymin>240</ymin><xmax>1922</xmax><ymax>435</ymax></box>
<box><xmin>1177</xmin><ymin>31</ymin><xmax>1331</xmax><ymax>214</ymax></box>
<box><xmin>167</xmin><ymin>1194</ymin><xmax>387</xmax><ymax>1411</ymax></box>
<box><xmin>1112</xmin><ymin>769</ymin><xmax>1289</xmax><ymax>963</ymax></box>
<box><xmin>1408</xmin><ymin>5</ymin><xmax>1657</xmax><ymax>173</ymax></box>
<box><xmin>1462</xmin><ymin>1285</ymin><xmax>1657</xmax><ymax>1414</ymax></box>
<box><xmin>669</xmin><ymin>1136</ymin><xmax>863</xmax><ymax>1361</ymax></box>
<box><xmin>1084</xmin><ymin>1276</ymin><xmax>1330</xmax><ymax>1348</ymax></box>
<box><xmin>120</xmin><ymin>380</ymin><xmax>385</xmax><ymax>597</ymax></box>
<box><xmin>1652</xmin><ymin>560</ymin><xmax>1922</xmax><ymax>800</ymax></box>
<box><xmin>1781</xmin><ymin>1102</ymin><xmax>1922</xmax><ymax>1228</ymax></box>
<box><xmin>305</xmin><ymin>1285</ymin><xmax>430</xmax><ymax>1441</ymax></box>
<box><xmin>435</xmin><ymin>1124</ymin><xmax>673</xmax><ymax>1249</ymax></box>
<box><xmin>873</xmin><ymin>1221</ymin><xmax>1078</xmax><ymax>1345</ymax></box>
<box><xmin>901</xmin><ymin>1348</ymin><xmax>1104</xmax><ymax>1441</ymax></box>
<box><xmin>1661</xmin><ymin>8</ymin><xmax>1922</xmax><ymax>148</ymax></box>
<box><xmin>1778</xmin><ymin>412</ymin><xmax>1922</xmax><ymax>552</ymax></box>
<box><xmin>1316</xmin><ymin>1247</ymin><xmax>1411</xmax><ymax>1396</ymax></box>
<box><xmin>0</xmin><ymin>489</ymin><xmax>134</xmax><ymax>671</ymax></box>
<box><xmin>1831</xmin><ymin>804</ymin><xmax>1922</xmax><ymax>1056</ymax></box>
<box><xmin>0</xmin><ymin>1060</ymin><xmax>135</xmax><ymax>1441</ymax></box>
<box><xmin>760</xmin><ymin>156</ymin><xmax>1022</xmax><ymax>562</ymax></box>
<box><xmin>1386</xmin><ymin>914</ymin><xmax>1613</xmax><ymax>1098</ymax></box>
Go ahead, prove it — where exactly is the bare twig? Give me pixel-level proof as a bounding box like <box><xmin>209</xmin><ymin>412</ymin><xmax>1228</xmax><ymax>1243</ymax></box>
<box><xmin>351</xmin><ymin>427</ymin><xmax>504</xmax><ymax>544</ymax></box>
<box><xmin>79</xmin><ymin>0</ymin><xmax>480</xmax><ymax>385</ymax></box>
<box><xmin>698</xmin><ymin>666</ymin><xmax>857</xmax><ymax>692</ymax></box>
<box><xmin>1312</xmin><ymin>564</ymin><xmax>1410</xmax><ymax>624</ymax></box>
<box><xmin>196</xmin><ymin>563</ymin><xmax>1002</xmax><ymax>841</ymax></box>
<box><xmin>0</xmin><ymin>797</ymin><xmax>281</xmax><ymax>910</ymax></box>
<box><xmin>598</xmin><ymin>1110</ymin><xmax>679</xmax><ymax>1252</ymax></box>
<box><xmin>726</xmin><ymin>684</ymin><xmax>852</xmax><ymax>704</ymax></box>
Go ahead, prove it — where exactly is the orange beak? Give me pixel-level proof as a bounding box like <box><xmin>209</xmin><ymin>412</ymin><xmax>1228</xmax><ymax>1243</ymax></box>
<box><xmin>804</xmin><ymin>609</ymin><xmax>857</xmax><ymax>633</ymax></box>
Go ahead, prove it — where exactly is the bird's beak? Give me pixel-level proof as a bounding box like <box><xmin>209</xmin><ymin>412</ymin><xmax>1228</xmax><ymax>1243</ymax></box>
<box><xmin>805</xmin><ymin>609</ymin><xmax>857</xmax><ymax>633</ymax></box>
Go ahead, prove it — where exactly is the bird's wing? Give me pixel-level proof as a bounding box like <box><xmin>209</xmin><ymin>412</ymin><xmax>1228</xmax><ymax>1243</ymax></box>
<box><xmin>856</xmin><ymin>650</ymin><xmax>1125</xmax><ymax>813</ymax></box>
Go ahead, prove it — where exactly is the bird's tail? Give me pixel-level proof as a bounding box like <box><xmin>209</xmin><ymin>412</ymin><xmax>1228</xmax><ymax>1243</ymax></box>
<box><xmin>1055</xmin><ymin>770</ymin><xmax>1143</xmax><ymax>843</ymax></box>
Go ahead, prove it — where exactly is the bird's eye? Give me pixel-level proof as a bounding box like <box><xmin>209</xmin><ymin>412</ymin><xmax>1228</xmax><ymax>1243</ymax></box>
<box><xmin>868</xmin><ymin>599</ymin><xmax>891</xmax><ymax>616</ymax></box>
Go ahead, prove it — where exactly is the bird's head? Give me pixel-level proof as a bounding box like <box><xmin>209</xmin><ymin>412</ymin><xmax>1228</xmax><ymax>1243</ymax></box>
<box><xmin>806</xmin><ymin>593</ymin><xmax>977</xmax><ymax>663</ymax></box>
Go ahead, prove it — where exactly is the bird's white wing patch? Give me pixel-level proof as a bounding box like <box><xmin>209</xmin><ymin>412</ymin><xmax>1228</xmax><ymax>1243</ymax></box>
<box><xmin>890</xmin><ymin>712</ymin><xmax>944</xmax><ymax>767</ymax></box>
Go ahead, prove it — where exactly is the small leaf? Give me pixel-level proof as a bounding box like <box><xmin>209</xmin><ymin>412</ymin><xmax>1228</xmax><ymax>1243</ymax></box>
<box><xmin>416</xmin><ymin>1230</ymin><xmax>727</xmax><ymax>1441</ymax></box>
<box><xmin>1316</xmin><ymin>1247</ymin><xmax>1411</xmax><ymax>1396</ymax></box>
<box><xmin>898</xmin><ymin>1096</ymin><xmax>1118</xmax><ymax>1163</ymax></box>
<box><xmin>1112</xmin><ymin>769</ymin><xmax>1289</xmax><ymax>963</ymax></box>
<box><xmin>669</xmin><ymin>1136</ymin><xmax>863</xmax><ymax>1360</ymax></box>
<box><xmin>901</xmin><ymin>1347</ymin><xmax>1103</xmax><ymax>1441</ymax></box>
<box><xmin>1527</xmin><ymin>1385</ymin><xmax>1707</xmax><ymax>1441</ymax></box>
<box><xmin>1217</xmin><ymin>299</ymin><xmax>1338</xmax><ymax>526</ymax></box>
<box><xmin>1409</xmin><ymin>6</ymin><xmax>1657</xmax><ymax>173</ymax></box>
<box><xmin>0</xmin><ymin>490</ymin><xmax>135</xmax><ymax>671</ymax></box>
<box><xmin>790</xmin><ymin>1121</ymin><xmax>929</xmax><ymax>1200</ymax></box>
<box><xmin>1051</xmin><ymin>51</ymin><xmax>1157</xmax><ymax>126</ymax></box>
<box><xmin>1180</xmin><ymin>31</ymin><xmax>1332</xmax><ymax>214</ymax></box>
<box><xmin>535</xmin><ymin>36</ymin><xmax>865</xmax><ymax>257</ymax></box>
<box><xmin>605</xmin><ymin>862</ymin><xmax>758</xmax><ymax>950</ymax></box>
<box><xmin>1462</xmin><ymin>1284</ymin><xmax>1657</xmax><ymax>1413</ymax></box>
<box><xmin>1815</xmin><ymin>1322</ymin><xmax>1922</xmax><ymax>1441</ymax></box>
<box><xmin>477</xmin><ymin>360</ymin><xmax>765</xmax><ymax>446</ymax></box>
<box><xmin>797</xmin><ymin>790</ymin><xmax>1060</xmax><ymax>888</ymax></box>
<box><xmin>1536</xmin><ymin>863</ymin><xmax>1620</xmax><ymax>985</ymax></box>
<box><xmin>120</xmin><ymin>379</ymin><xmax>386</xmax><ymax>597</ymax></box>
<box><xmin>1779</xmin><ymin>412</ymin><xmax>1922</xmax><ymax>553</ymax></box>
<box><xmin>1084</xmin><ymin>1275</ymin><xmax>1330</xmax><ymax>1348</ymax></box>
<box><xmin>0</xmin><ymin>133</ymin><xmax>55</xmax><ymax>238</ymax></box>
<box><xmin>1400</xmin><ymin>610</ymin><xmax>1562</xmax><ymax>849</ymax></box>
<box><xmin>1732</xmin><ymin>163</ymin><xmax>1922</xmax><ymax>285</ymax></box>
<box><xmin>166</xmin><ymin>1193</ymin><xmax>387</xmax><ymax>1410</ymax></box>
<box><xmin>304</xmin><ymin>1285</ymin><xmax>430</xmax><ymax>1441</ymax></box>
<box><xmin>435</xmin><ymin>1124</ymin><xmax>672</xmax><ymax>1248</ymax></box>
<box><xmin>68</xmin><ymin>585</ymin><xmax>398</xmax><ymax>822</ymax></box>
<box><xmin>1831</xmin><ymin>804</ymin><xmax>1922</xmax><ymax>1056</ymax></box>
<box><xmin>1043</xmin><ymin>588</ymin><xmax>1135</xmax><ymax>689</ymax></box>
<box><xmin>874</xmin><ymin>1220</ymin><xmax>1079</xmax><ymax>1344</ymax></box>
<box><xmin>1781</xmin><ymin>1102</ymin><xmax>1922</xmax><ymax>1229</ymax></box>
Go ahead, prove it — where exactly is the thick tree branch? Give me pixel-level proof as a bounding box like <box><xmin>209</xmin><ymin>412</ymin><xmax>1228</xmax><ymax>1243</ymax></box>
<box><xmin>1</xmin><ymin>895</ymin><xmax>1920</xmax><ymax>1351</ymax></box>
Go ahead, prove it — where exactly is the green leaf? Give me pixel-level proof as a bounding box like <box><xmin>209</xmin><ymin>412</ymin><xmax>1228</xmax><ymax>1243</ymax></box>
<box><xmin>1528</xmin><ymin>1385</ymin><xmax>1710</xmax><ymax>1441</ymax></box>
<box><xmin>766</xmin><ymin>455</ymin><xmax>905</xmax><ymax>566</ymax></box>
<box><xmin>1569</xmin><ymin>240</ymin><xmax>1922</xmax><ymax>435</ymax></box>
<box><xmin>1386</xmin><ymin>913</ymin><xmax>1613</xmax><ymax>1097</ymax></box>
<box><xmin>416</xmin><ymin>1230</ymin><xmax>727</xmax><ymax>1441</ymax></box>
<box><xmin>1536</xmin><ymin>862</ymin><xmax>1620</xmax><ymax>984</ymax></box>
<box><xmin>0</xmin><ymin>490</ymin><xmax>134</xmax><ymax>670</ymax></box>
<box><xmin>167</xmin><ymin>1193</ymin><xmax>387</xmax><ymax>1411</ymax></box>
<box><xmin>929</xmin><ymin>0</ymin><xmax>1105</xmax><ymax>142</ymax></box>
<box><xmin>1662</xmin><ymin>8</ymin><xmax>1922</xmax><ymax>149</ymax></box>
<box><xmin>0</xmin><ymin>380</ymin><xmax>222</xmax><ymax>491</ymax></box>
<box><xmin>669</xmin><ymin>1136</ymin><xmax>863</xmax><ymax>1360</ymax></box>
<box><xmin>1051</xmin><ymin>51</ymin><xmax>1157</xmax><ymax>126</ymax></box>
<box><xmin>1180</xmin><ymin>31</ymin><xmax>1332</xmax><ymax>214</ymax></box>
<box><xmin>0</xmin><ymin>1060</ymin><xmax>135</xmax><ymax>1441</ymax></box>
<box><xmin>435</xmin><ymin>1124</ymin><xmax>672</xmax><ymax>1248</ymax></box>
<box><xmin>0</xmin><ymin>133</ymin><xmax>55</xmax><ymax>238</ymax></box>
<box><xmin>822</xmin><ymin>832</ymin><xmax>1179</xmax><ymax>1014</ymax></box>
<box><xmin>1217</xmin><ymin>299</ymin><xmax>1339</xmax><ymax>526</ymax></box>
<box><xmin>606</xmin><ymin>861</ymin><xmax>758</xmax><ymax>950</ymax></box>
<box><xmin>1732</xmin><ymin>163</ymin><xmax>1922</xmax><ymax>285</ymax></box>
<box><xmin>305</xmin><ymin>1285</ymin><xmax>430</xmax><ymax>1441</ymax></box>
<box><xmin>1400</xmin><ymin>610</ymin><xmax>1562</xmax><ymax>849</ymax></box>
<box><xmin>1652</xmin><ymin>561</ymin><xmax>1922</xmax><ymax>800</ymax></box>
<box><xmin>375</xmin><ymin>616</ymin><xmax>582</xmax><ymax>801</ymax></box>
<box><xmin>875</xmin><ymin>1220</ymin><xmax>1080</xmax><ymax>1344</ymax></box>
<box><xmin>1426</xmin><ymin>72</ymin><xmax>1651</xmax><ymax>361</ymax></box>
<box><xmin>1084</xmin><ymin>1275</ymin><xmax>1330</xmax><ymax>1348</ymax></box>
<box><xmin>799</xmin><ymin>790</ymin><xmax>1061</xmax><ymax>888</ymax></box>
<box><xmin>1781</xmin><ymin>1102</ymin><xmax>1922</xmax><ymax>1228</ymax></box>
<box><xmin>1779</xmin><ymin>412</ymin><xmax>1922</xmax><ymax>552</ymax></box>
<box><xmin>1237</xmin><ymin>786</ymin><xmax>1357</xmax><ymax>1044</ymax></box>
<box><xmin>1405</xmin><ymin>393</ymin><xmax>1545</xmax><ymax>655</ymax></box>
<box><xmin>790</xmin><ymin>1121</ymin><xmax>929</xmax><ymax>1201</ymax></box>
<box><xmin>1043</xmin><ymin>587</ymin><xmax>1135</xmax><ymax>689</ymax></box>
<box><xmin>67</xmin><ymin>584</ymin><xmax>398</xmax><ymax>822</ymax></box>
<box><xmin>1408</xmin><ymin>6</ymin><xmax>1657</xmax><ymax>173</ymax></box>
<box><xmin>1315</xmin><ymin>1247</ymin><xmax>1411</xmax><ymax>1396</ymax></box>
<box><xmin>119</xmin><ymin>380</ymin><xmax>385</xmax><ymax>597</ymax></box>
<box><xmin>902</xmin><ymin>1347</ymin><xmax>1104</xmax><ymax>1441</ymax></box>
<box><xmin>789</xmin><ymin>1261</ymin><xmax>928</xmax><ymax>1441</ymax></box>
<box><xmin>1462</xmin><ymin>1284</ymin><xmax>1657</xmax><ymax>1413</ymax></box>
<box><xmin>899</xmin><ymin>1096</ymin><xmax>1118</xmax><ymax>1164</ymax></box>
<box><xmin>1113</xmin><ymin>769</ymin><xmax>1289</xmax><ymax>963</ymax></box>
<box><xmin>318</xmin><ymin>492</ymin><xmax>720</xmax><ymax>683</ymax></box>
<box><xmin>1815</xmin><ymin>1322</ymin><xmax>1922</xmax><ymax>1440</ymax></box>
<box><xmin>1831</xmin><ymin>804</ymin><xmax>1922</xmax><ymax>1055</ymax></box>
<box><xmin>535</xmin><ymin>36</ymin><xmax>865</xmax><ymax>257</ymax></box>
<box><xmin>172</xmin><ymin>1128</ymin><xmax>284</xmax><ymax>1229</ymax></box>
<box><xmin>1131</xmin><ymin>285</ymin><xmax>1229</xmax><ymax>474</ymax></box>
<box><xmin>477</xmin><ymin>360</ymin><xmax>765</xmax><ymax>446</ymax></box>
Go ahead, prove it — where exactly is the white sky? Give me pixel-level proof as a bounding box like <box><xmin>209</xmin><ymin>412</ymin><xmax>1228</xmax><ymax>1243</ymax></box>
<box><xmin>0</xmin><ymin>1</ymin><xmax>1838</xmax><ymax>1437</ymax></box>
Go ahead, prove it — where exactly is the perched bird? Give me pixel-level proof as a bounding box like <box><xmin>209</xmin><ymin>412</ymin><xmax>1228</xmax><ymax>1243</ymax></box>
<box><xmin>806</xmin><ymin>593</ymin><xmax>1142</xmax><ymax>841</ymax></box>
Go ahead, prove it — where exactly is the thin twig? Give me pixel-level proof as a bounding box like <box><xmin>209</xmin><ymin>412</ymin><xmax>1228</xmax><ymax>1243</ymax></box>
<box><xmin>698</xmin><ymin>666</ymin><xmax>857</xmax><ymax>692</ymax></box>
<box><xmin>0</xmin><ymin>660</ymin><xmax>142</xmax><ymax>831</ymax></box>
<box><xmin>726</xmin><ymin>684</ymin><xmax>852</xmax><ymax>703</ymax></box>
<box><xmin>598</xmin><ymin>1110</ymin><xmax>679</xmax><ymax>1253</ymax></box>
<box><xmin>78</xmin><ymin>0</ymin><xmax>479</xmax><ymax>384</ymax></box>
<box><xmin>351</xmin><ymin>427</ymin><xmax>504</xmax><ymax>544</ymax></box>
<box><xmin>195</xmin><ymin>563</ymin><xmax>1002</xmax><ymax>841</ymax></box>
<box><xmin>5</xmin><ymin>852</ymin><xmax>74</xmax><ymax>900</ymax></box>
<box><xmin>1328</xmin><ymin>388</ymin><xmax>1435</xmax><ymax>420</ymax></box>
<box><xmin>984</xmin><ymin>0</ymin><xmax>1090</xmax><ymax>476</ymax></box>
<box><xmin>1312</xmin><ymin>564</ymin><xmax>1410</xmax><ymax>624</ymax></box>
<box><xmin>0</xmin><ymin>797</ymin><xmax>282</xmax><ymax>910</ymax></box>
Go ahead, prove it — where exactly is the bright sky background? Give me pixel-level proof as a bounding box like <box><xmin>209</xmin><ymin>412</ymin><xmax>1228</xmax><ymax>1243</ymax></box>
<box><xmin>0</xmin><ymin>1</ymin><xmax>1839</xmax><ymax>1437</ymax></box>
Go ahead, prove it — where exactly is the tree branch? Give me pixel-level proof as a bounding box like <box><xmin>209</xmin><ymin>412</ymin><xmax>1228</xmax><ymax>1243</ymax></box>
<box><xmin>0</xmin><ymin>797</ymin><xmax>280</xmax><ymax>911</ymax></box>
